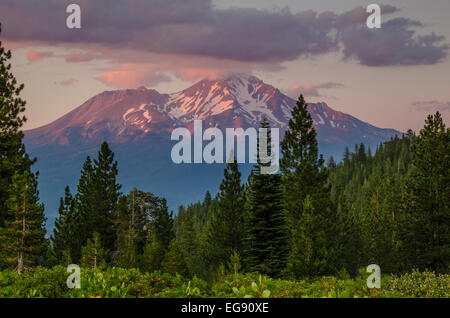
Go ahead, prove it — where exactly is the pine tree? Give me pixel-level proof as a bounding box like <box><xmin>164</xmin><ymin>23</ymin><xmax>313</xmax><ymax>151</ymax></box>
<box><xmin>245</xmin><ymin>118</ymin><xmax>288</xmax><ymax>277</ymax></box>
<box><xmin>72</xmin><ymin>156</ymin><xmax>95</xmax><ymax>262</ymax></box>
<box><xmin>141</xmin><ymin>231</ymin><xmax>166</xmax><ymax>273</ymax></box>
<box><xmin>51</xmin><ymin>186</ymin><xmax>75</xmax><ymax>264</ymax></box>
<box><xmin>90</xmin><ymin>141</ymin><xmax>121</xmax><ymax>254</ymax></box>
<box><xmin>402</xmin><ymin>112</ymin><xmax>449</xmax><ymax>272</ymax></box>
<box><xmin>137</xmin><ymin>192</ymin><xmax>174</xmax><ymax>272</ymax></box>
<box><xmin>1</xmin><ymin>171</ymin><xmax>46</xmax><ymax>273</ymax></box>
<box><xmin>204</xmin><ymin>161</ymin><xmax>245</xmax><ymax>270</ymax></box>
<box><xmin>81</xmin><ymin>232</ymin><xmax>107</xmax><ymax>269</ymax></box>
<box><xmin>328</xmin><ymin>133</ymin><xmax>415</xmax><ymax>276</ymax></box>
<box><xmin>178</xmin><ymin>208</ymin><xmax>198</xmax><ymax>275</ymax></box>
<box><xmin>280</xmin><ymin>94</ymin><xmax>335</xmax><ymax>279</ymax></box>
<box><xmin>70</xmin><ymin>142</ymin><xmax>122</xmax><ymax>263</ymax></box>
<box><xmin>161</xmin><ymin>239</ymin><xmax>189</xmax><ymax>277</ymax></box>
<box><xmin>334</xmin><ymin>188</ymin><xmax>362</xmax><ymax>276</ymax></box>
<box><xmin>380</xmin><ymin>174</ymin><xmax>402</xmax><ymax>272</ymax></box>
<box><xmin>287</xmin><ymin>195</ymin><xmax>329</xmax><ymax>279</ymax></box>
<box><xmin>0</xmin><ymin>25</ymin><xmax>35</xmax><ymax>230</ymax></box>
<box><xmin>114</xmin><ymin>194</ymin><xmax>137</xmax><ymax>268</ymax></box>
<box><xmin>150</xmin><ymin>197</ymin><xmax>174</xmax><ymax>250</ymax></box>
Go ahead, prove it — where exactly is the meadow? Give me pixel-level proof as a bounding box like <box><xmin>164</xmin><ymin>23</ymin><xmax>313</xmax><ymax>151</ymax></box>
<box><xmin>0</xmin><ymin>267</ymin><xmax>448</xmax><ymax>298</ymax></box>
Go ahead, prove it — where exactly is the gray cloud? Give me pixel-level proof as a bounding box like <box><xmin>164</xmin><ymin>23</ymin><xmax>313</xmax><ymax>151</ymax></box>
<box><xmin>339</xmin><ymin>16</ymin><xmax>449</xmax><ymax>66</ymax></box>
<box><xmin>0</xmin><ymin>1</ymin><xmax>447</xmax><ymax>67</ymax></box>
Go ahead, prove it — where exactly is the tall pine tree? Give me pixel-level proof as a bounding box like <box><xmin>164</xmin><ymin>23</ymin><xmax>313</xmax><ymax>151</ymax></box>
<box><xmin>51</xmin><ymin>186</ymin><xmax>75</xmax><ymax>265</ymax></box>
<box><xmin>0</xmin><ymin>25</ymin><xmax>35</xmax><ymax>231</ymax></box>
<box><xmin>204</xmin><ymin>161</ymin><xmax>245</xmax><ymax>270</ymax></box>
<box><xmin>70</xmin><ymin>142</ymin><xmax>121</xmax><ymax>263</ymax></box>
<box><xmin>280</xmin><ymin>94</ymin><xmax>335</xmax><ymax>279</ymax></box>
<box><xmin>245</xmin><ymin>118</ymin><xmax>288</xmax><ymax>277</ymax></box>
<box><xmin>90</xmin><ymin>142</ymin><xmax>121</xmax><ymax>254</ymax></box>
<box><xmin>402</xmin><ymin>112</ymin><xmax>449</xmax><ymax>272</ymax></box>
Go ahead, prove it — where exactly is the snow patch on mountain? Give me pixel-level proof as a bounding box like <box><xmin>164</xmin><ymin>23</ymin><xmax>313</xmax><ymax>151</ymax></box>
<box><xmin>24</xmin><ymin>73</ymin><xmax>402</xmax><ymax>148</ymax></box>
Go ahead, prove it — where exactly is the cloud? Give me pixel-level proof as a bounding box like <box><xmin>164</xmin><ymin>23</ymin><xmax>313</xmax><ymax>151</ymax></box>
<box><xmin>94</xmin><ymin>53</ymin><xmax>255</xmax><ymax>88</ymax></box>
<box><xmin>1</xmin><ymin>1</ymin><xmax>448</xmax><ymax>86</ymax></box>
<box><xmin>0</xmin><ymin>1</ymin><xmax>339</xmax><ymax>62</ymax></box>
<box><xmin>64</xmin><ymin>51</ymin><xmax>98</xmax><ymax>63</ymax></box>
<box><xmin>26</xmin><ymin>49</ymin><xmax>54</xmax><ymax>62</ymax></box>
<box><xmin>287</xmin><ymin>82</ymin><xmax>345</xmax><ymax>99</ymax></box>
<box><xmin>411</xmin><ymin>101</ymin><xmax>450</xmax><ymax>112</ymax></box>
<box><xmin>339</xmin><ymin>16</ymin><xmax>449</xmax><ymax>66</ymax></box>
<box><xmin>338</xmin><ymin>5</ymin><xmax>399</xmax><ymax>25</ymax></box>
<box><xmin>95</xmin><ymin>64</ymin><xmax>171</xmax><ymax>88</ymax></box>
<box><xmin>56</xmin><ymin>78</ymin><xmax>78</xmax><ymax>86</ymax></box>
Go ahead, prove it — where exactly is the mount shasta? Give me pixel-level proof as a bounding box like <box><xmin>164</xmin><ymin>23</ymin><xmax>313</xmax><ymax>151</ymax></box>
<box><xmin>24</xmin><ymin>73</ymin><xmax>401</xmax><ymax>226</ymax></box>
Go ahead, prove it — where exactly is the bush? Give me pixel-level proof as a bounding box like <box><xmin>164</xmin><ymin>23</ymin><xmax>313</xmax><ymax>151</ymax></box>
<box><xmin>382</xmin><ymin>270</ymin><xmax>450</xmax><ymax>298</ymax></box>
<box><xmin>0</xmin><ymin>267</ymin><xmax>448</xmax><ymax>298</ymax></box>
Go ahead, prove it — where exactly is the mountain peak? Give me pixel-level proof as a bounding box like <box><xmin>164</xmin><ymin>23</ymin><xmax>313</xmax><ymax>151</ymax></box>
<box><xmin>25</xmin><ymin>74</ymin><xmax>401</xmax><ymax>148</ymax></box>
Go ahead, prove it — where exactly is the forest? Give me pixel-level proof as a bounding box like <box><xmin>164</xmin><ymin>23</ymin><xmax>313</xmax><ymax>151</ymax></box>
<box><xmin>0</xmin><ymin>31</ymin><xmax>448</xmax><ymax>298</ymax></box>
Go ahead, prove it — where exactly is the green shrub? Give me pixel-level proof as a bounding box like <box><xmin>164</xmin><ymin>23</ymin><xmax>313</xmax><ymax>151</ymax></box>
<box><xmin>382</xmin><ymin>270</ymin><xmax>450</xmax><ymax>298</ymax></box>
<box><xmin>0</xmin><ymin>267</ymin><xmax>448</xmax><ymax>298</ymax></box>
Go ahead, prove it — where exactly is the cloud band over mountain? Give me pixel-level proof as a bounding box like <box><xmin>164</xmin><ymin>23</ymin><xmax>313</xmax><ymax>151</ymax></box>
<box><xmin>1</xmin><ymin>0</ymin><xmax>448</xmax><ymax>87</ymax></box>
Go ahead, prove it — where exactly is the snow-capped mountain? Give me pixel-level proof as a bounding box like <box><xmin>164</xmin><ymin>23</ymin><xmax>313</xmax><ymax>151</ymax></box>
<box><xmin>165</xmin><ymin>73</ymin><xmax>292</xmax><ymax>128</ymax></box>
<box><xmin>23</xmin><ymin>73</ymin><xmax>402</xmax><ymax>226</ymax></box>
<box><xmin>25</xmin><ymin>73</ymin><xmax>400</xmax><ymax>148</ymax></box>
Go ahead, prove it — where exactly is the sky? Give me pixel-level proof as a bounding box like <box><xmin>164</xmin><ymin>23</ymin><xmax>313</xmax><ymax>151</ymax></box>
<box><xmin>1</xmin><ymin>0</ymin><xmax>449</xmax><ymax>133</ymax></box>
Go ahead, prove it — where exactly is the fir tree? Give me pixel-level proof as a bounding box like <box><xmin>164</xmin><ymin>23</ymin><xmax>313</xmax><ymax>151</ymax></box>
<box><xmin>204</xmin><ymin>160</ymin><xmax>245</xmax><ymax>270</ymax></box>
<box><xmin>51</xmin><ymin>186</ymin><xmax>75</xmax><ymax>265</ymax></box>
<box><xmin>72</xmin><ymin>156</ymin><xmax>95</xmax><ymax>262</ymax></box>
<box><xmin>334</xmin><ymin>188</ymin><xmax>362</xmax><ymax>276</ymax></box>
<box><xmin>178</xmin><ymin>208</ymin><xmax>198</xmax><ymax>275</ymax></box>
<box><xmin>0</xmin><ymin>25</ymin><xmax>35</xmax><ymax>229</ymax></box>
<box><xmin>287</xmin><ymin>195</ymin><xmax>329</xmax><ymax>279</ymax></box>
<box><xmin>141</xmin><ymin>231</ymin><xmax>166</xmax><ymax>273</ymax></box>
<box><xmin>150</xmin><ymin>197</ymin><xmax>174</xmax><ymax>250</ymax></box>
<box><xmin>114</xmin><ymin>194</ymin><xmax>137</xmax><ymax>268</ymax></box>
<box><xmin>245</xmin><ymin>118</ymin><xmax>288</xmax><ymax>277</ymax></box>
<box><xmin>90</xmin><ymin>142</ymin><xmax>121</xmax><ymax>255</ymax></box>
<box><xmin>70</xmin><ymin>142</ymin><xmax>122</xmax><ymax>263</ymax></box>
<box><xmin>402</xmin><ymin>112</ymin><xmax>449</xmax><ymax>272</ymax></box>
<box><xmin>280</xmin><ymin>94</ymin><xmax>335</xmax><ymax>279</ymax></box>
<box><xmin>161</xmin><ymin>239</ymin><xmax>189</xmax><ymax>277</ymax></box>
<box><xmin>138</xmin><ymin>192</ymin><xmax>174</xmax><ymax>272</ymax></box>
<box><xmin>1</xmin><ymin>171</ymin><xmax>46</xmax><ymax>273</ymax></box>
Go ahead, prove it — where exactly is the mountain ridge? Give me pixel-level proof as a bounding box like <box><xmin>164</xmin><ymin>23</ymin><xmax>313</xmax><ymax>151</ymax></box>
<box><xmin>25</xmin><ymin>73</ymin><xmax>401</xmax><ymax>147</ymax></box>
<box><xmin>23</xmin><ymin>73</ymin><xmax>403</xmax><ymax>226</ymax></box>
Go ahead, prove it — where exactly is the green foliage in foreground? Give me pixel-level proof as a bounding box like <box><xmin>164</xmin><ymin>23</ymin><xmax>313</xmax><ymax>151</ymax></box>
<box><xmin>0</xmin><ymin>266</ymin><xmax>448</xmax><ymax>298</ymax></box>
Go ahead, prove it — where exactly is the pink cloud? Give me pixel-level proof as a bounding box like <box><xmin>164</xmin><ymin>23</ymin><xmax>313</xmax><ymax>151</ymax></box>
<box><xmin>174</xmin><ymin>69</ymin><xmax>222</xmax><ymax>82</ymax></box>
<box><xmin>64</xmin><ymin>51</ymin><xmax>97</xmax><ymax>63</ymax></box>
<box><xmin>26</xmin><ymin>49</ymin><xmax>53</xmax><ymax>62</ymax></box>
<box><xmin>94</xmin><ymin>52</ymin><xmax>256</xmax><ymax>88</ymax></box>
<box><xmin>2</xmin><ymin>40</ymin><xmax>40</xmax><ymax>50</ymax></box>
<box><xmin>287</xmin><ymin>82</ymin><xmax>344</xmax><ymax>98</ymax></box>
<box><xmin>95</xmin><ymin>64</ymin><xmax>171</xmax><ymax>88</ymax></box>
